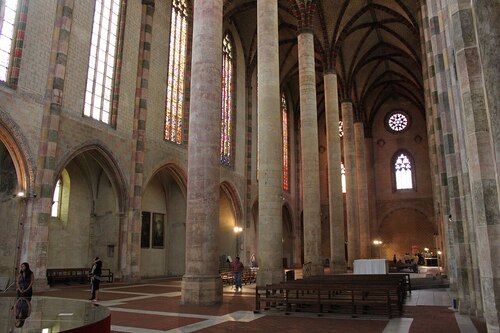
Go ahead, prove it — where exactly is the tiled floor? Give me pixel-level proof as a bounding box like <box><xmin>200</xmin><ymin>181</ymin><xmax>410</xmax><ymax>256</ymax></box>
<box><xmin>28</xmin><ymin>278</ymin><xmax>487</xmax><ymax>333</ymax></box>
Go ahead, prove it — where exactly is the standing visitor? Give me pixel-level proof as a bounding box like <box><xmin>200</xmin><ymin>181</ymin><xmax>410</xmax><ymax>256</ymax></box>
<box><xmin>232</xmin><ymin>256</ymin><xmax>244</xmax><ymax>292</ymax></box>
<box><xmin>89</xmin><ymin>257</ymin><xmax>102</xmax><ymax>302</ymax></box>
<box><xmin>16</xmin><ymin>262</ymin><xmax>34</xmax><ymax>299</ymax></box>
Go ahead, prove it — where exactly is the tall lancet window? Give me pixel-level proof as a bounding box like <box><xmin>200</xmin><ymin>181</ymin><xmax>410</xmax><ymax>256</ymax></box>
<box><xmin>0</xmin><ymin>0</ymin><xmax>18</xmax><ymax>82</ymax></box>
<box><xmin>341</xmin><ymin>162</ymin><xmax>346</xmax><ymax>193</ymax></box>
<box><xmin>281</xmin><ymin>94</ymin><xmax>289</xmax><ymax>191</ymax></box>
<box><xmin>165</xmin><ymin>0</ymin><xmax>188</xmax><ymax>144</ymax></box>
<box><xmin>394</xmin><ymin>152</ymin><xmax>413</xmax><ymax>190</ymax></box>
<box><xmin>84</xmin><ymin>0</ymin><xmax>122</xmax><ymax>124</ymax></box>
<box><xmin>220</xmin><ymin>33</ymin><xmax>234</xmax><ymax>166</ymax></box>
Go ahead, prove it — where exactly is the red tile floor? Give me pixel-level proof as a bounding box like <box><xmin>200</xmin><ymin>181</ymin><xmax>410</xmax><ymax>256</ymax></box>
<box><xmin>15</xmin><ymin>278</ymin><xmax>488</xmax><ymax>333</ymax></box>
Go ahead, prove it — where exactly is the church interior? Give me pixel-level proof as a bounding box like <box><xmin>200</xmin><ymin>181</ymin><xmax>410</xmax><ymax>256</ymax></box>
<box><xmin>0</xmin><ymin>0</ymin><xmax>498</xmax><ymax>332</ymax></box>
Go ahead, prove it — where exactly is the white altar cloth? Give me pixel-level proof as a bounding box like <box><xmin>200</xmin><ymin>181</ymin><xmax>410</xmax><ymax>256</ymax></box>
<box><xmin>353</xmin><ymin>259</ymin><xmax>388</xmax><ymax>274</ymax></box>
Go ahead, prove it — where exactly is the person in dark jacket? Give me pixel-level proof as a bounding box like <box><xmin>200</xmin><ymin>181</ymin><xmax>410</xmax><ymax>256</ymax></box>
<box><xmin>16</xmin><ymin>262</ymin><xmax>34</xmax><ymax>299</ymax></box>
<box><xmin>89</xmin><ymin>257</ymin><xmax>102</xmax><ymax>302</ymax></box>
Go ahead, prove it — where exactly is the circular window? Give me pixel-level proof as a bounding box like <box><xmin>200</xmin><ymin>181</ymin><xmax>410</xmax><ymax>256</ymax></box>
<box><xmin>387</xmin><ymin>112</ymin><xmax>409</xmax><ymax>132</ymax></box>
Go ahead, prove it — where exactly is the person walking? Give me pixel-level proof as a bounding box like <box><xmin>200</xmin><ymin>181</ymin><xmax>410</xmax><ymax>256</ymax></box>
<box><xmin>232</xmin><ymin>256</ymin><xmax>244</xmax><ymax>292</ymax></box>
<box><xmin>89</xmin><ymin>257</ymin><xmax>102</xmax><ymax>302</ymax></box>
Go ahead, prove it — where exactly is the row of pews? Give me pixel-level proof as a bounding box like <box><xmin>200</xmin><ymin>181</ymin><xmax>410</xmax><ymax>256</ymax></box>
<box><xmin>220</xmin><ymin>268</ymin><xmax>257</xmax><ymax>286</ymax></box>
<box><xmin>255</xmin><ymin>273</ymin><xmax>410</xmax><ymax>318</ymax></box>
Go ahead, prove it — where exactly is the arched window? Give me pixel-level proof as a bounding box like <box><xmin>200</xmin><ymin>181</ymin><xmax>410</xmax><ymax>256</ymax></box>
<box><xmin>0</xmin><ymin>0</ymin><xmax>27</xmax><ymax>85</ymax></box>
<box><xmin>341</xmin><ymin>162</ymin><xmax>346</xmax><ymax>193</ymax></box>
<box><xmin>84</xmin><ymin>0</ymin><xmax>122</xmax><ymax>124</ymax></box>
<box><xmin>51</xmin><ymin>170</ymin><xmax>70</xmax><ymax>222</ymax></box>
<box><xmin>281</xmin><ymin>94</ymin><xmax>289</xmax><ymax>191</ymax></box>
<box><xmin>51</xmin><ymin>178</ymin><xmax>62</xmax><ymax>217</ymax></box>
<box><xmin>394</xmin><ymin>151</ymin><xmax>414</xmax><ymax>190</ymax></box>
<box><xmin>165</xmin><ymin>0</ymin><xmax>188</xmax><ymax>144</ymax></box>
<box><xmin>220</xmin><ymin>33</ymin><xmax>234</xmax><ymax>166</ymax></box>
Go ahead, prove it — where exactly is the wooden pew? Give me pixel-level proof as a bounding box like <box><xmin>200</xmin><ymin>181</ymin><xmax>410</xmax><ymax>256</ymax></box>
<box><xmin>46</xmin><ymin>267</ymin><xmax>114</xmax><ymax>286</ymax></box>
<box><xmin>46</xmin><ymin>268</ymin><xmax>89</xmax><ymax>286</ymax></box>
<box><xmin>255</xmin><ymin>274</ymin><xmax>406</xmax><ymax>318</ymax></box>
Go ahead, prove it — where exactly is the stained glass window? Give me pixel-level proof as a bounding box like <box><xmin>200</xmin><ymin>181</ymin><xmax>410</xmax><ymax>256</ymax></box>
<box><xmin>388</xmin><ymin>112</ymin><xmax>408</xmax><ymax>132</ymax></box>
<box><xmin>339</xmin><ymin>121</ymin><xmax>343</xmax><ymax>137</ymax></box>
<box><xmin>0</xmin><ymin>0</ymin><xmax>19</xmax><ymax>82</ymax></box>
<box><xmin>341</xmin><ymin>162</ymin><xmax>346</xmax><ymax>193</ymax></box>
<box><xmin>220</xmin><ymin>33</ymin><xmax>233</xmax><ymax>166</ymax></box>
<box><xmin>395</xmin><ymin>152</ymin><xmax>413</xmax><ymax>189</ymax></box>
<box><xmin>165</xmin><ymin>0</ymin><xmax>188</xmax><ymax>144</ymax></box>
<box><xmin>282</xmin><ymin>94</ymin><xmax>289</xmax><ymax>191</ymax></box>
<box><xmin>84</xmin><ymin>0</ymin><xmax>121</xmax><ymax>124</ymax></box>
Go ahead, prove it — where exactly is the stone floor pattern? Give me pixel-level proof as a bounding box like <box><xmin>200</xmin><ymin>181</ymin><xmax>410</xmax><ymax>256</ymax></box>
<box><xmin>32</xmin><ymin>278</ymin><xmax>487</xmax><ymax>333</ymax></box>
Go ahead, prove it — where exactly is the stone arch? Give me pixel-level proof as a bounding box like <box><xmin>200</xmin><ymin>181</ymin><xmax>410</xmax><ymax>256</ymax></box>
<box><xmin>378</xmin><ymin>207</ymin><xmax>435</xmax><ymax>260</ymax></box>
<box><xmin>220</xmin><ymin>181</ymin><xmax>243</xmax><ymax>224</ymax></box>
<box><xmin>141</xmin><ymin>162</ymin><xmax>187</xmax><ymax>277</ymax></box>
<box><xmin>56</xmin><ymin>140</ymin><xmax>128</xmax><ymax>214</ymax></box>
<box><xmin>0</xmin><ymin>111</ymin><xmax>36</xmax><ymax>280</ymax></box>
<box><xmin>282</xmin><ymin>203</ymin><xmax>294</xmax><ymax>268</ymax></box>
<box><xmin>47</xmin><ymin>141</ymin><xmax>129</xmax><ymax>272</ymax></box>
<box><xmin>219</xmin><ymin>181</ymin><xmax>244</xmax><ymax>262</ymax></box>
<box><xmin>0</xmin><ymin>110</ymin><xmax>35</xmax><ymax>195</ymax></box>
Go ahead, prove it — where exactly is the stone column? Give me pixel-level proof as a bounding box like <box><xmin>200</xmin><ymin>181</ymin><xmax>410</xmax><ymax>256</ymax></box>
<box><xmin>341</xmin><ymin>100</ymin><xmax>359</xmax><ymax>268</ymax></box>
<box><xmin>354</xmin><ymin>121</ymin><xmax>370</xmax><ymax>259</ymax></box>
<box><xmin>324</xmin><ymin>71</ymin><xmax>345</xmax><ymax>273</ymax></box>
<box><xmin>447</xmin><ymin>0</ymin><xmax>500</xmax><ymax>329</ymax></box>
<box><xmin>365</xmin><ymin>136</ymin><xmax>378</xmax><ymax>257</ymax></box>
<box><xmin>181</xmin><ymin>0</ymin><xmax>223</xmax><ymax>305</ymax></box>
<box><xmin>22</xmin><ymin>0</ymin><xmax>75</xmax><ymax>290</ymax></box>
<box><xmin>297</xmin><ymin>28</ymin><xmax>322</xmax><ymax>276</ymax></box>
<box><xmin>256</xmin><ymin>0</ymin><xmax>283</xmax><ymax>286</ymax></box>
<box><xmin>122</xmin><ymin>0</ymin><xmax>155</xmax><ymax>282</ymax></box>
<box><xmin>419</xmin><ymin>2</ymin><xmax>456</xmax><ymax>288</ymax></box>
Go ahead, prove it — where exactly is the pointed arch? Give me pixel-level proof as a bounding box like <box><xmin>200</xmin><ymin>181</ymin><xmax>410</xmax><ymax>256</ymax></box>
<box><xmin>0</xmin><ymin>110</ymin><xmax>35</xmax><ymax>195</ymax></box>
<box><xmin>55</xmin><ymin>140</ymin><xmax>129</xmax><ymax>215</ymax></box>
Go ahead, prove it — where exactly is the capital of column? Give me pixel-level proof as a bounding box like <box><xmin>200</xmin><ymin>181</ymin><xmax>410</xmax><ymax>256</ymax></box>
<box><xmin>297</xmin><ymin>26</ymin><xmax>314</xmax><ymax>35</ymax></box>
<box><xmin>341</xmin><ymin>98</ymin><xmax>353</xmax><ymax>104</ymax></box>
<box><xmin>324</xmin><ymin>68</ymin><xmax>336</xmax><ymax>75</ymax></box>
<box><xmin>142</xmin><ymin>0</ymin><xmax>155</xmax><ymax>7</ymax></box>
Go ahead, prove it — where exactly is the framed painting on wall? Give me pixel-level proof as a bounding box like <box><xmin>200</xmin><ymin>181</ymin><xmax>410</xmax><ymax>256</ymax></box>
<box><xmin>141</xmin><ymin>211</ymin><xmax>151</xmax><ymax>248</ymax></box>
<box><xmin>152</xmin><ymin>213</ymin><xmax>165</xmax><ymax>248</ymax></box>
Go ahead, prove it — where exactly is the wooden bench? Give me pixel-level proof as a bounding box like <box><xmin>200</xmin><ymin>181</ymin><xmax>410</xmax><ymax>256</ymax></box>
<box><xmin>46</xmin><ymin>268</ymin><xmax>89</xmax><ymax>286</ymax></box>
<box><xmin>47</xmin><ymin>268</ymin><xmax>114</xmax><ymax>286</ymax></box>
<box><xmin>220</xmin><ymin>268</ymin><xmax>257</xmax><ymax>286</ymax></box>
<box><xmin>303</xmin><ymin>273</ymin><xmax>411</xmax><ymax>296</ymax></box>
<box><xmin>101</xmin><ymin>269</ymin><xmax>114</xmax><ymax>283</ymax></box>
<box><xmin>255</xmin><ymin>274</ymin><xmax>406</xmax><ymax>318</ymax></box>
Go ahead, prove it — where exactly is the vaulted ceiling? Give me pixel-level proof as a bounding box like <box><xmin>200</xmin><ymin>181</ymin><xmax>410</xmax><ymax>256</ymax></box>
<box><xmin>223</xmin><ymin>0</ymin><xmax>424</xmax><ymax>129</ymax></box>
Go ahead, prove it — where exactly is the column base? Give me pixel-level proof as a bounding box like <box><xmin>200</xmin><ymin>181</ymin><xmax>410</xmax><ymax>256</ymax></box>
<box><xmin>310</xmin><ymin>263</ymin><xmax>324</xmax><ymax>276</ymax></box>
<box><xmin>330</xmin><ymin>260</ymin><xmax>347</xmax><ymax>274</ymax></box>
<box><xmin>256</xmin><ymin>267</ymin><xmax>284</xmax><ymax>287</ymax></box>
<box><xmin>181</xmin><ymin>274</ymin><xmax>223</xmax><ymax>305</ymax></box>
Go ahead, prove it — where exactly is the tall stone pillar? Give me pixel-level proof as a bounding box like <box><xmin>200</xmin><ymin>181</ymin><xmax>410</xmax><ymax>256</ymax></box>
<box><xmin>22</xmin><ymin>0</ymin><xmax>75</xmax><ymax>290</ymax></box>
<box><xmin>324</xmin><ymin>71</ymin><xmax>345</xmax><ymax>273</ymax></box>
<box><xmin>419</xmin><ymin>2</ymin><xmax>456</xmax><ymax>289</ymax></box>
<box><xmin>256</xmin><ymin>0</ymin><xmax>283</xmax><ymax>286</ymax></box>
<box><xmin>341</xmin><ymin>100</ymin><xmax>359</xmax><ymax>268</ymax></box>
<box><xmin>297</xmin><ymin>28</ymin><xmax>322</xmax><ymax>276</ymax></box>
<box><xmin>181</xmin><ymin>0</ymin><xmax>223</xmax><ymax>305</ymax></box>
<box><xmin>365</xmin><ymin>136</ymin><xmax>378</xmax><ymax>257</ymax></box>
<box><xmin>354</xmin><ymin>121</ymin><xmax>370</xmax><ymax>259</ymax></box>
<box><xmin>123</xmin><ymin>0</ymin><xmax>155</xmax><ymax>283</ymax></box>
<box><xmin>447</xmin><ymin>0</ymin><xmax>500</xmax><ymax>329</ymax></box>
